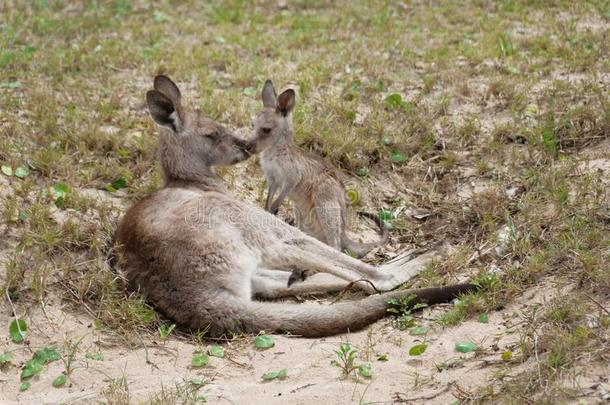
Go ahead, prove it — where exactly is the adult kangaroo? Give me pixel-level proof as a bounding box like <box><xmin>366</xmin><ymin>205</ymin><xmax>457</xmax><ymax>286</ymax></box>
<box><xmin>114</xmin><ymin>76</ymin><xmax>475</xmax><ymax>338</ymax></box>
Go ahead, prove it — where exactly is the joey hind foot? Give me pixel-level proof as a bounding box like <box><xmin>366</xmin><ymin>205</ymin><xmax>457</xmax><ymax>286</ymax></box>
<box><xmin>287</xmin><ymin>268</ymin><xmax>314</xmax><ymax>287</ymax></box>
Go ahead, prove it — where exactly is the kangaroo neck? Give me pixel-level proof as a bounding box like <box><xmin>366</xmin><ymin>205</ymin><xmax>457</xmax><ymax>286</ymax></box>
<box><xmin>162</xmin><ymin>170</ymin><xmax>227</xmax><ymax>193</ymax></box>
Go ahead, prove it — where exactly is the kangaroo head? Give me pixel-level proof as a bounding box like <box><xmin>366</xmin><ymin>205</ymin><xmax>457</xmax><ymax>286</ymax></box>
<box><xmin>146</xmin><ymin>75</ymin><xmax>251</xmax><ymax>182</ymax></box>
<box><xmin>249</xmin><ymin>80</ymin><xmax>296</xmax><ymax>154</ymax></box>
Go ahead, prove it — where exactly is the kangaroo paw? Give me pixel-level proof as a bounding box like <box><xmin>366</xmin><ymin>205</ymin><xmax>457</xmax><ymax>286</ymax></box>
<box><xmin>284</xmin><ymin>216</ymin><xmax>295</xmax><ymax>226</ymax></box>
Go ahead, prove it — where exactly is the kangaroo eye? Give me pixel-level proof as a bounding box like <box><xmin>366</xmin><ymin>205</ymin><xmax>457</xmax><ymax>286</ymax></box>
<box><xmin>262</xmin><ymin>127</ymin><xmax>272</xmax><ymax>135</ymax></box>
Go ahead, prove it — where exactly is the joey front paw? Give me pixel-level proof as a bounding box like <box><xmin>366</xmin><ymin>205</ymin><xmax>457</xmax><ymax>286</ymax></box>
<box><xmin>287</xmin><ymin>268</ymin><xmax>313</xmax><ymax>287</ymax></box>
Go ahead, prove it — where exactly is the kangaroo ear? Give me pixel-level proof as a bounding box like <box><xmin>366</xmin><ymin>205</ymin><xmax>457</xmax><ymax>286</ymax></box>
<box><xmin>262</xmin><ymin>79</ymin><xmax>277</xmax><ymax>108</ymax></box>
<box><xmin>277</xmin><ymin>89</ymin><xmax>295</xmax><ymax>116</ymax></box>
<box><xmin>154</xmin><ymin>75</ymin><xmax>182</xmax><ymax>103</ymax></box>
<box><xmin>153</xmin><ymin>75</ymin><xmax>185</xmax><ymax>125</ymax></box>
<box><xmin>146</xmin><ymin>90</ymin><xmax>181</xmax><ymax>132</ymax></box>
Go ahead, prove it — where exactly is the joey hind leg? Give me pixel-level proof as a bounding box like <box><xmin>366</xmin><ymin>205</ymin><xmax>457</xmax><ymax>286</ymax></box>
<box><xmin>314</xmin><ymin>201</ymin><xmax>342</xmax><ymax>250</ymax></box>
<box><xmin>252</xmin><ymin>268</ymin><xmax>349</xmax><ymax>299</ymax></box>
<box><xmin>287</xmin><ymin>268</ymin><xmax>314</xmax><ymax>286</ymax></box>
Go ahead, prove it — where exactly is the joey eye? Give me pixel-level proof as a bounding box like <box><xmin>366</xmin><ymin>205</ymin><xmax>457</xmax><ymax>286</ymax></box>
<box><xmin>262</xmin><ymin>127</ymin><xmax>272</xmax><ymax>135</ymax></box>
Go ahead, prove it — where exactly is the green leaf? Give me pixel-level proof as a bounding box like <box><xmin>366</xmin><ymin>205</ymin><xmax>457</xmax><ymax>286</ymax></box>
<box><xmin>377</xmin><ymin>354</ymin><xmax>388</xmax><ymax>361</ymax></box>
<box><xmin>14</xmin><ymin>166</ymin><xmax>28</xmax><ymax>178</ymax></box>
<box><xmin>409</xmin><ymin>326</ymin><xmax>429</xmax><ymax>336</ymax></box>
<box><xmin>1</xmin><ymin>165</ymin><xmax>13</xmax><ymax>176</ymax></box>
<box><xmin>455</xmin><ymin>341</ymin><xmax>477</xmax><ymax>353</ymax></box>
<box><xmin>34</xmin><ymin>347</ymin><xmax>61</xmax><ymax>363</ymax></box>
<box><xmin>21</xmin><ymin>362</ymin><xmax>43</xmax><ymax>380</ymax></box>
<box><xmin>52</xmin><ymin>373</ymin><xmax>67</xmax><ymax>387</ymax></box>
<box><xmin>243</xmin><ymin>86</ymin><xmax>256</xmax><ymax>96</ymax></box>
<box><xmin>501</xmin><ymin>351</ymin><xmax>512</xmax><ymax>361</ymax></box>
<box><xmin>107</xmin><ymin>178</ymin><xmax>127</xmax><ymax>192</ymax></box>
<box><xmin>9</xmin><ymin>319</ymin><xmax>27</xmax><ymax>343</ymax></box>
<box><xmin>262</xmin><ymin>368</ymin><xmax>287</xmax><ymax>381</ymax></box>
<box><xmin>52</xmin><ymin>182</ymin><xmax>70</xmax><ymax>198</ymax></box>
<box><xmin>408</xmin><ymin>343</ymin><xmax>428</xmax><ymax>356</ymax></box>
<box><xmin>254</xmin><ymin>335</ymin><xmax>274</xmax><ymax>349</ymax></box>
<box><xmin>21</xmin><ymin>347</ymin><xmax>61</xmax><ymax>380</ymax></box>
<box><xmin>191</xmin><ymin>353</ymin><xmax>209</xmax><ymax>368</ymax></box>
<box><xmin>190</xmin><ymin>377</ymin><xmax>205</xmax><ymax>386</ymax></box>
<box><xmin>55</xmin><ymin>196</ymin><xmax>65</xmax><ymax>208</ymax></box>
<box><xmin>358</xmin><ymin>363</ymin><xmax>372</xmax><ymax>378</ymax></box>
<box><xmin>355</xmin><ymin>167</ymin><xmax>369</xmax><ymax>177</ymax></box>
<box><xmin>209</xmin><ymin>345</ymin><xmax>224</xmax><ymax>358</ymax></box>
<box><xmin>20</xmin><ymin>381</ymin><xmax>31</xmax><ymax>392</ymax></box>
<box><xmin>262</xmin><ymin>371</ymin><xmax>279</xmax><ymax>380</ymax></box>
<box><xmin>385</xmin><ymin>93</ymin><xmax>402</xmax><ymax>109</ymax></box>
<box><xmin>85</xmin><ymin>352</ymin><xmax>104</xmax><ymax>361</ymax></box>
<box><xmin>478</xmin><ymin>313</ymin><xmax>489</xmax><ymax>323</ymax></box>
<box><xmin>391</xmin><ymin>148</ymin><xmax>407</xmax><ymax>164</ymax></box>
<box><xmin>0</xmin><ymin>352</ymin><xmax>11</xmax><ymax>364</ymax></box>
<box><xmin>18</xmin><ymin>211</ymin><xmax>30</xmax><ymax>221</ymax></box>
<box><xmin>378</xmin><ymin>210</ymin><xmax>394</xmax><ymax>222</ymax></box>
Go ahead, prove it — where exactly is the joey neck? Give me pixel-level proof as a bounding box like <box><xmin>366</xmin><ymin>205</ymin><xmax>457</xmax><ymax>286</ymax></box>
<box><xmin>272</xmin><ymin>126</ymin><xmax>296</xmax><ymax>147</ymax></box>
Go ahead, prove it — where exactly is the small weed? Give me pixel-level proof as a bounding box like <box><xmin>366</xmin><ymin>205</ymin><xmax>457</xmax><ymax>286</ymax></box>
<box><xmin>330</xmin><ymin>342</ymin><xmax>372</xmax><ymax>379</ymax></box>
<box><xmin>158</xmin><ymin>323</ymin><xmax>176</xmax><ymax>341</ymax></box>
<box><xmin>386</xmin><ymin>294</ymin><xmax>428</xmax><ymax>330</ymax></box>
<box><xmin>331</xmin><ymin>342</ymin><xmax>359</xmax><ymax>377</ymax></box>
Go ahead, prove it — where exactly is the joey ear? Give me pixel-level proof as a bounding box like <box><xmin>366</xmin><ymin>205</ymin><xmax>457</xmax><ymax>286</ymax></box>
<box><xmin>262</xmin><ymin>80</ymin><xmax>277</xmax><ymax>108</ymax></box>
<box><xmin>146</xmin><ymin>90</ymin><xmax>181</xmax><ymax>132</ymax></box>
<box><xmin>277</xmin><ymin>89</ymin><xmax>295</xmax><ymax>116</ymax></box>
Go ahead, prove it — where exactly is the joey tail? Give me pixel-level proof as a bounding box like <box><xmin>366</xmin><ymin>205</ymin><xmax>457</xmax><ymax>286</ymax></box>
<box><xmin>341</xmin><ymin>211</ymin><xmax>390</xmax><ymax>258</ymax></box>
<box><xmin>239</xmin><ymin>283</ymin><xmax>477</xmax><ymax>337</ymax></box>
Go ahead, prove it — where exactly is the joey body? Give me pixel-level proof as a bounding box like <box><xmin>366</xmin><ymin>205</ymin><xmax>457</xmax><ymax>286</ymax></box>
<box><xmin>114</xmin><ymin>75</ymin><xmax>475</xmax><ymax>338</ymax></box>
<box><xmin>250</xmin><ymin>80</ymin><xmax>387</xmax><ymax>257</ymax></box>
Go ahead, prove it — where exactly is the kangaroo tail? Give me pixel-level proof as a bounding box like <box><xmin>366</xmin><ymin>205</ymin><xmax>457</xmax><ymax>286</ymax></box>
<box><xmin>238</xmin><ymin>283</ymin><xmax>476</xmax><ymax>337</ymax></box>
<box><xmin>341</xmin><ymin>211</ymin><xmax>389</xmax><ymax>258</ymax></box>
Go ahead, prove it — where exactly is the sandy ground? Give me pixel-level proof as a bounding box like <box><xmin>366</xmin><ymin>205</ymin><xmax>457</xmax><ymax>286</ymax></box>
<box><xmin>0</xmin><ymin>273</ymin><xmax>606</xmax><ymax>404</ymax></box>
